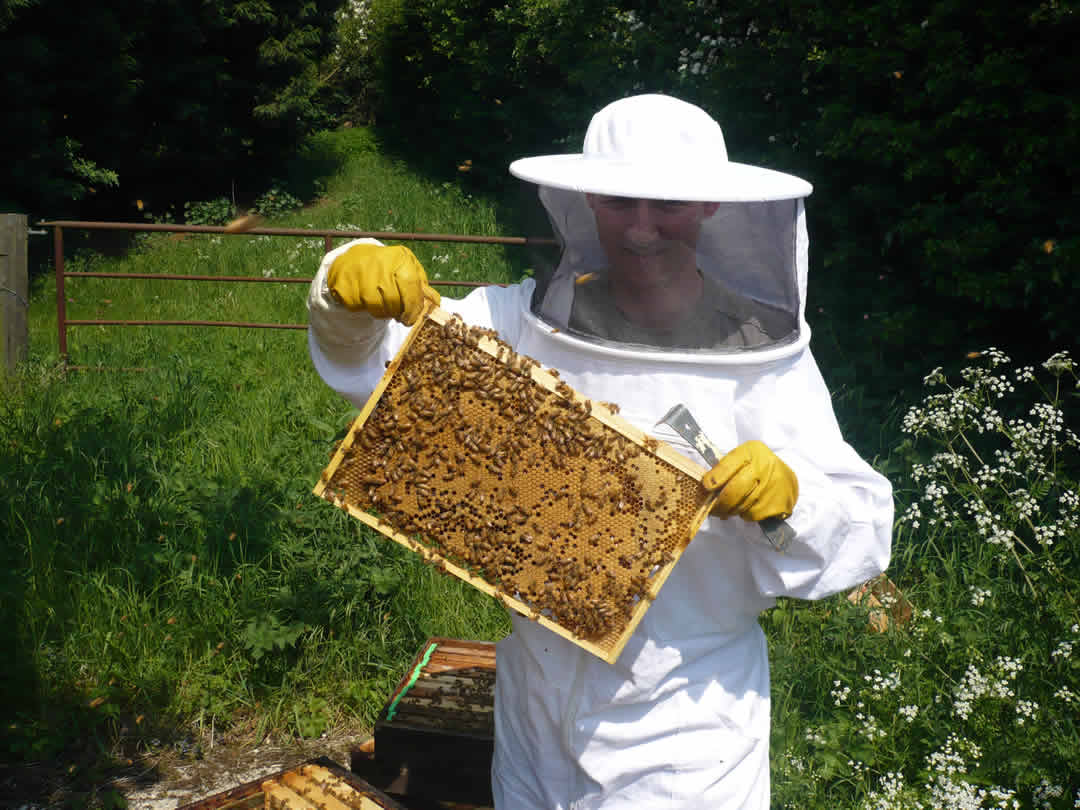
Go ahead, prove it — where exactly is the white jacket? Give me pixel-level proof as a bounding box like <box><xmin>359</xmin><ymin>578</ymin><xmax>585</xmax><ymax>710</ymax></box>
<box><xmin>307</xmin><ymin>239</ymin><xmax>893</xmax><ymax>809</ymax></box>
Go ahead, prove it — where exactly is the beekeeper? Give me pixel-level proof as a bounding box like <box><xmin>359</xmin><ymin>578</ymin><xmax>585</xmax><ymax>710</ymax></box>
<box><xmin>307</xmin><ymin>94</ymin><xmax>893</xmax><ymax>809</ymax></box>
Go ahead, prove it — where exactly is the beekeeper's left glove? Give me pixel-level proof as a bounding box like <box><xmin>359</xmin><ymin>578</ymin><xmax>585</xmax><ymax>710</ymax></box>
<box><xmin>703</xmin><ymin>440</ymin><xmax>798</xmax><ymax>522</ymax></box>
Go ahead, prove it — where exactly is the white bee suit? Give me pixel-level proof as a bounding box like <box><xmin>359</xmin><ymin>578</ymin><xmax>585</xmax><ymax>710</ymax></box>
<box><xmin>307</xmin><ymin>255</ymin><xmax>892</xmax><ymax>810</ymax></box>
<box><xmin>306</xmin><ymin>94</ymin><xmax>893</xmax><ymax>809</ymax></box>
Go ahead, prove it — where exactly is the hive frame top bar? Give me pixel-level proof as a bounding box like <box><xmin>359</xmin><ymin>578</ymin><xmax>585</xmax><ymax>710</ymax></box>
<box><xmin>314</xmin><ymin>305</ymin><xmax>716</xmax><ymax>664</ymax></box>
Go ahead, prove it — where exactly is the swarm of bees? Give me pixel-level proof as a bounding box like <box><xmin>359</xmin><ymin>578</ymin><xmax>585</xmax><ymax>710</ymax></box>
<box><xmin>316</xmin><ymin>310</ymin><xmax>713</xmax><ymax>660</ymax></box>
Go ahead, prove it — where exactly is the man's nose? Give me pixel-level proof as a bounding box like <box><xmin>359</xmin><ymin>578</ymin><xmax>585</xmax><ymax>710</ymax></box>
<box><xmin>625</xmin><ymin>201</ymin><xmax>658</xmax><ymax>233</ymax></box>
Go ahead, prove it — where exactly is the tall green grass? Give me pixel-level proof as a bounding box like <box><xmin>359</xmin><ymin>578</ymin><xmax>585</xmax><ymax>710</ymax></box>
<box><xmin>3</xmin><ymin>129</ymin><xmax>515</xmax><ymax>783</ymax></box>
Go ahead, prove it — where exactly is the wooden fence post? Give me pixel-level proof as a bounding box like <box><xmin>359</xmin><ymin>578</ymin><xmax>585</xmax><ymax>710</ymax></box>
<box><xmin>1</xmin><ymin>214</ymin><xmax>29</xmax><ymax>375</ymax></box>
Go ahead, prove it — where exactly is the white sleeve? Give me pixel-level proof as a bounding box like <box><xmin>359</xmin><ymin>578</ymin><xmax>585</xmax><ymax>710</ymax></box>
<box><xmin>736</xmin><ymin>351</ymin><xmax>894</xmax><ymax>600</ymax></box>
<box><xmin>306</xmin><ymin>238</ymin><xmax>405</xmax><ymax>409</ymax></box>
<box><xmin>306</xmin><ymin>237</ymin><xmax>534</xmax><ymax>409</ymax></box>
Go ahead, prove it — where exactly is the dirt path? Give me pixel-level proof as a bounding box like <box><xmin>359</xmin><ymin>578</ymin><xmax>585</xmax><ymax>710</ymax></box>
<box><xmin>121</xmin><ymin>730</ymin><xmax>371</xmax><ymax>810</ymax></box>
<box><xmin>1</xmin><ymin>730</ymin><xmax>371</xmax><ymax>810</ymax></box>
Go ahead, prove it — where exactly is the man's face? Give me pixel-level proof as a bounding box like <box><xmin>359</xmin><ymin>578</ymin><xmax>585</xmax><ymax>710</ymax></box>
<box><xmin>585</xmin><ymin>195</ymin><xmax>720</xmax><ymax>290</ymax></box>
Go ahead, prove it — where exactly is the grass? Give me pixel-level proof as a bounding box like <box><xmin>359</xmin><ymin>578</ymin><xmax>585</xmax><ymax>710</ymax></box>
<box><xmin>5</xmin><ymin>126</ymin><xmax>1077</xmax><ymax>809</ymax></box>
<box><xmin>2</xmin><ymin>128</ymin><xmax>518</xmax><ymax>801</ymax></box>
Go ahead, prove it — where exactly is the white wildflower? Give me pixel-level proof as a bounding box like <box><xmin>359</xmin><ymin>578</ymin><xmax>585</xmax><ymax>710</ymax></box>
<box><xmin>831</xmin><ymin>681</ymin><xmax>851</xmax><ymax>706</ymax></box>
<box><xmin>865</xmin><ymin>669</ymin><xmax>902</xmax><ymax>692</ymax></box>
<box><xmin>1014</xmin><ymin>699</ymin><xmax>1038</xmax><ymax>725</ymax></box>
<box><xmin>1053</xmin><ymin>686</ymin><xmax>1076</xmax><ymax>704</ymax></box>
<box><xmin>1043</xmin><ymin>350</ymin><xmax>1074</xmax><ymax>375</ymax></box>
<box><xmin>923</xmin><ymin>366</ymin><xmax>946</xmax><ymax>386</ymax></box>
<box><xmin>1052</xmin><ymin>639</ymin><xmax>1073</xmax><ymax>660</ymax></box>
<box><xmin>1033</xmin><ymin>779</ymin><xmax>1063</xmax><ymax>808</ymax></box>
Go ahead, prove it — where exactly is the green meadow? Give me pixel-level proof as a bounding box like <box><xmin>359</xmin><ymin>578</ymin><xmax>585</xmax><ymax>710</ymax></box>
<box><xmin>4</xmin><ymin>128</ymin><xmax>1077</xmax><ymax>809</ymax></box>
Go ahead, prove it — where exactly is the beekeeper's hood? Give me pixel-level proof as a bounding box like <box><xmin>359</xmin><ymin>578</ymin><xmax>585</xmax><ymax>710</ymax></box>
<box><xmin>510</xmin><ymin>94</ymin><xmax>813</xmax><ymax>364</ymax></box>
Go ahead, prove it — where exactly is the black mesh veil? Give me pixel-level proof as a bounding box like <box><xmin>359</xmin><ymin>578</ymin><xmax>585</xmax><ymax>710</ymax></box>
<box><xmin>525</xmin><ymin>183</ymin><xmax>806</xmax><ymax>355</ymax></box>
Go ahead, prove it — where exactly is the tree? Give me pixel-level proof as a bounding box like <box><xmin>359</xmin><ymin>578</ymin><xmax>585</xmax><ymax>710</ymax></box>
<box><xmin>678</xmin><ymin>0</ymin><xmax>1080</xmax><ymax>353</ymax></box>
<box><xmin>361</xmin><ymin>0</ymin><xmax>1078</xmax><ymax>382</ymax></box>
<box><xmin>0</xmin><ymin>0</ymin><xmax>341</xmax><ymax>219</ymax></box>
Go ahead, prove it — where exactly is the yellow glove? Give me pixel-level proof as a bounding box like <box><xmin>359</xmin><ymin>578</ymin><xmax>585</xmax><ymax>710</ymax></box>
<box><xmin>702</xmin><ymin>440</ymin><xmax>798</xmax><ymax>522</ymax></box>
<box><xmin>327</xmin><ymin>243</ymin><xmax>440</xmax><ymax>326</ymax></box>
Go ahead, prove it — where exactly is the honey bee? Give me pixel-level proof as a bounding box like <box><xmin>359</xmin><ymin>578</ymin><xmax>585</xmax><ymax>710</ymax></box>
<box><xmin>223</xmin><ymin>213</ymin><xmax>265</xmax><ymax>234</ymax></box>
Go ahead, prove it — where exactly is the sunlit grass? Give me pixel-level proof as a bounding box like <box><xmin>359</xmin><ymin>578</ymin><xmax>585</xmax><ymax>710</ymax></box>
<box><xmin>5</xmin><ymin>129</ymin><xmax>515</xmax><ymax>777</ymax></box>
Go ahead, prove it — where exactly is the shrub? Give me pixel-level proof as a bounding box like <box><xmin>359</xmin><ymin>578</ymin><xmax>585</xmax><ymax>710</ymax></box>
<box><xmin>360</xmin><ymin>0</ymin><xmax>1079</xmax><ymax>397</ymax></box>
<box><xmin>183</xmin><ymin>197</ymin><xmax>236</xmax><ymax>226</ymax></box>
<box><xmin>770</xmin><ymin>349</ymin><xmax>1079</xmax><ymax>808</ymax></box>
<box><xmin>253</xmin><ymin>185</ymin><xmax>303</xmax><ymax>219</ymax></box>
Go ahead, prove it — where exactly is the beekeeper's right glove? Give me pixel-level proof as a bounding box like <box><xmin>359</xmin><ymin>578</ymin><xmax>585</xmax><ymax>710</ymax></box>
<box><xmin>327</xmin><ymin>243</ymin><xmax>440</xmax><ymax>326</ymax></box>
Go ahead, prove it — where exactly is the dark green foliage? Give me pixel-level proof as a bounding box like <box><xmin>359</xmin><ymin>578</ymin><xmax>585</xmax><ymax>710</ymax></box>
<box><xmin>183</xmin><ymin>197</ymin><xmax>237</xmax><ymax>226</ymax></box>
<box><xmin>738</xmin><ymin>0</ymin><xmax>1077</xmax><ymax>344</ymax></box>
<box><xmin>687</xmin><ymin>0</ymin><xmax>1080</xmax><ymax>422</ymax></box>
<box><xmin>253</xmin><ymin>185</ymin><xmax>304</xmax><ymax>218</ymax></box>
<box><xmin>368</xmin><ymin>0</ymin><xmax>664</xmax><ymax>188</ymax></box>
<box><xmin>0</xmin><ymin>0</ymin><xmax>341</xmax><ymax>220</ymax></box>
<box><xmin>360</xmin><ymin>0</ymin><xmax>1078</xmax><ymax>407</ymax></box>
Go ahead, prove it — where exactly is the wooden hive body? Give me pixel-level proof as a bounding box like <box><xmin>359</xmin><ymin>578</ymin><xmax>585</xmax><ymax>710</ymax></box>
<box><xmin>365</xmin><ymin>637</ymin><xmax>496</xmax><ymax>807</ymax></box>
<box><xmin>314</xmin><ymin>307</ymin><xmax>715</xmax><ymax>663</ymax></box>
<box><xmin>177</xmin><ymin>760</ymin><xmax>405</xmax><ymax>810</ymax></box>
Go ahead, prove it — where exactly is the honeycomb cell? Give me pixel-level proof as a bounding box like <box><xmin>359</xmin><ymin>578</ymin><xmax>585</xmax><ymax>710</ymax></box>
<box><xmin>314</xmin><ymin>308</ymin><xmax>714</xmax><ymax>663</ymax></box>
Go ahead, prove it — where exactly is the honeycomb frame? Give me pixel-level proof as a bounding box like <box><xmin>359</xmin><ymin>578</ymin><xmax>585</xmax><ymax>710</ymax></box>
<box><xmin>314</xmin><ymin>306</ymin><xmax>716</xmax><ymax>663</ymax></box>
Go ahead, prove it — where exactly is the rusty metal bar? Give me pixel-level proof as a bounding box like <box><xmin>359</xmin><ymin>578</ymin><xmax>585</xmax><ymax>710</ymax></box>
<box><xmin>66</xmin><ymin>271</ymin><xmax>314</xmax><ymax>284</ymax></box>
<box><xmin>54</xmin><ymin>225</ymin><xmax>67</xmax><ymax>357</ymax></box>
<box><xmin>67</xmin><ymin>365</ymin><xmax>153</xmax><ymax>372</ymax></box>
<box><xmin>43</xmin><ymin>220</ymin><xmax>531</xmax><ymax>363</ymax></box>
<box><xmin>65</xmin><ymin>319</ymin><xmax>308</xmax><ymax>329</ymax></box>
<box><xmin>38</xmin><ymin>220</ymin><xmax>557</xmax><ymax>246</ymax></box>
<box><xmin>64</xmin><ymin>270</ymin><xmax>498</xmax><ymax>288</ymax></box>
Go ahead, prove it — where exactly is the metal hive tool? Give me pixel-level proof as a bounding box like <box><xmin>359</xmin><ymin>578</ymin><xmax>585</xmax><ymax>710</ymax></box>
<box><xmin>313</xmin><ymin>306</ymin><xmax>716</xmax><ymax>663</ymax></box>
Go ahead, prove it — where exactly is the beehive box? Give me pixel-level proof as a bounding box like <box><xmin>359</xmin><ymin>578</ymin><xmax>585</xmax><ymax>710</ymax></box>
<box><xmin>360</xmin><ymin>637</ymin><xmax>496</xmax><ymax>807</ymax></box>
<box><xmin>177</xmin><ymin>759</ymin><xmax>405</xmax><ymax>810</ymax></box>
<box><xmin>314</xmin><ymin>307</ymin><xmax>716</xmax><ymax>663</ymax></box>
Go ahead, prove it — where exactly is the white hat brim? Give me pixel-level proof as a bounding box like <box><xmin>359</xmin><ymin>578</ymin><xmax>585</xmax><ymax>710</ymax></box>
<box><xmin>509</xmin><ymin>154</ymin><xmax>812</xmax><ymax>202</ymax></box>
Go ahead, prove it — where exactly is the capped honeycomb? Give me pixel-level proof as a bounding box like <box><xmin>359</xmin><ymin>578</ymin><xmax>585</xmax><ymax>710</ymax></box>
<box><xmin>314</xmin><ymin>306</ymin><xmax>715</xmax><ymax>663</ymax></box>
<box><xmin>261</xmin><ymin>763</ymin><xmax>399</xmax><ymax>809</ymax></box>
<box><xmin>177</xmin><ymin>761</ymin><xmax>404</xmax><ymax>809</ymax></box>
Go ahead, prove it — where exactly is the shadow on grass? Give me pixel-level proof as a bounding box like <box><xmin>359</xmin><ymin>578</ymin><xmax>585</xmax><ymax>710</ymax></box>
<box><xmin>0</xmin><ymin>359</ymin><xmax>337</xmax><ymax>807</ymax></box>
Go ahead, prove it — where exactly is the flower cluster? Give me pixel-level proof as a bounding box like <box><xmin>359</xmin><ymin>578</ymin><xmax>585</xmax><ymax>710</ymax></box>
<box><xmin>772</xmin><ymin>350</ymin><xmax>1078</xmax><ymax>809</ymax></box>
<box><xmin>899</xmin><ymin>350</ymin><xmax>1080</xmax><ymax>561</ymax></box>
<box><xmin>922</xmin><ymin>735</ymin><xmax>1021</xmax><ymax>809</ymax></box>
<box><xmin>952</xmin><ymin>657</ymin><xmax>1020</xmax><ymax>720</ymax></box>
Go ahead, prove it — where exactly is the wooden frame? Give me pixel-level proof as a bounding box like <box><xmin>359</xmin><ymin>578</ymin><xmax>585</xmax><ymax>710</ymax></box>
<box><xmin>314</xmin><ymin>306</ymin><xmax>715</xmax><ymax>663</ymax></box>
